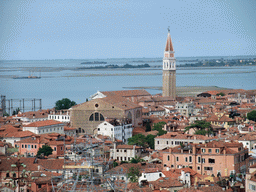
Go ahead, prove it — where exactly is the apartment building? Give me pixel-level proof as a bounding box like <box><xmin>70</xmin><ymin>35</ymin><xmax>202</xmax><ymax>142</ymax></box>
<box><xmin>155</xmin><ymin>132</ymin><xmax>214</xmax><ymax>150</ymax></box>
<box><xmin>110</xmin><ymin>143</ymin><xmax>143</xmax><ymax>161</ymax></box>
<box><xmin>23</xmin><ymin>120</ymin><xmax>65</xmax><ymax>135</ymax></box>
<box><xmin>162</xmin><ymin>141</ymin><xmax>249</xmax><ymax>176</ymax></box>
<box><xmin>97</xmin><ymin>119</ymin><xmax>133</xmax><ymax>143</ymax></box>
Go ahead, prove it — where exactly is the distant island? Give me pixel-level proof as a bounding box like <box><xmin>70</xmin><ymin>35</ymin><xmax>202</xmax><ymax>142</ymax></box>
<box><xmin>178</xmin><ymin>58</ymin><xmax>256</xmax><ymax>67</ymax></box>
<box><xmin>78</xmin><ymin>63</ymin><xmax>150</xmax><ymax>70</ymax></box>
<box><xmin>81</xmin><ymin>61</ymin><xmax>107</xmax><ymax>64</ymax></box>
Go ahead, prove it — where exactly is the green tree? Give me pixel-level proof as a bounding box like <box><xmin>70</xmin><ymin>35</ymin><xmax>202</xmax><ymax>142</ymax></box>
<box><xmin>12</xmin><ymin>108</ymin><xmax>20</xmax><ymax>116</ymax></box>
<box><xmin>37</xmin><ymin>145</ymin><xmax>53</xmax><ymax>157</ymax></box>
<box><xmin>113</xmin><ymin>162</ymin><xmax>118</xmax><ymax>167</ymax></box>
<box><xmin>152</xmin><ymin>122</ymin><xmax>167</xmax><ymax>136</ymax></box>
<box><xmin>127</xmin><ymin>167</ymin><xmax>141</xmax><ymax>183</ymax></box>
<box><xmin>128</xmin><ymin>134</ymin><xmax>147</xmax><ymax>147</ymax></box>
<box><xmin>247</xmin><ymin>110</ymin><xmax>256</xmax><ymax>121</ymax></box>
<box><xmin>55</xmin><ymin>98</ymin><xmax>77</xmax><ymax>110</ymax></box>
<box><xmin>216</xmin><ymin>92</ymin><xmax>225</xmax><ymax>96</ymax></box>
<box><xmin>145</xmin><ymin>122</ymin><xmax>151</xmax><ymax>132</ymax></box>
<box><xmin>185</xmin><ymin>120</ymin><xmax>213</xmax><ymax>136</ymax></box>
<box><xmin>145</xmin><ymin>134</ymin><xmax>156</xmax><ymax>149</ymax></box>
<box><xmin>3</xmin><ymin>112</ymin><xmax>9</xmax><ymax>117</ymax></box>
<box><xmin>130</xmin><ymin>156</ymin><xmax>144</xmax><ymax>164</ymax></box>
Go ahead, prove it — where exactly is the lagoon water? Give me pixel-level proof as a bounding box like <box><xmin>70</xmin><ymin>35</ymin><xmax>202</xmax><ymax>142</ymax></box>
<box><xmin>0</xmin><ymin>56</ymin><xmax>256</xmax><ymax>110</ymax></box>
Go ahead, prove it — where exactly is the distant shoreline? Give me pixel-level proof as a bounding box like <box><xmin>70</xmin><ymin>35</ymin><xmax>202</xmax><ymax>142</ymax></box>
<box><xmin>123</xmin><ymin>86</ymin><xmax>231</xmax><ymax>97</ymax></box>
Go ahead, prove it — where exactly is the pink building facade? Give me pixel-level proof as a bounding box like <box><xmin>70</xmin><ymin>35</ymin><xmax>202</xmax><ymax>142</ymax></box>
<box><xmin>162</xmin><ymin>141</ymin><xmax>249</xmax><ymax>177</ymax></box>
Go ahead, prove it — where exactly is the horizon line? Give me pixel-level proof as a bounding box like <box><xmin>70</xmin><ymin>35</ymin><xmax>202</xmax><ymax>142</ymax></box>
<box><xmin>1</xmin><ymin>54</ymin><xmax>256</xmax><ymax>61</ymax></box>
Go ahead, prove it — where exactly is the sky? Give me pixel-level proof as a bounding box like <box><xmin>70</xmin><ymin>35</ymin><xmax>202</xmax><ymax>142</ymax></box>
<box><xmin>0</xmin><ymin>0</ymin><xmax>256</xmax><ymax>60</ymax></box>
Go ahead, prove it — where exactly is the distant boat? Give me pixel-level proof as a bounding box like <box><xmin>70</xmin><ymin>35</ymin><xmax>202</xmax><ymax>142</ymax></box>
<box><xmin>81</xmin><ymin>61</ymin><xmax>107</xmax><ymax>64</ymax></box>
<box><xmin>13</xmin><ymin>71</ymin><xmax>41</xmax><ymax>79</ymax></box>
<box><xmin>13</xmin><ymin>76</ymin><xmax>41</xmax><ymax>79</ymax></box>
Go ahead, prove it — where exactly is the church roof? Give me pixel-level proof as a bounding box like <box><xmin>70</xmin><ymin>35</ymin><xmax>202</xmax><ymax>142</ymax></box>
<box><xmin>165</xmin><ymin>32</ymin><xmax>174</xmax><ymax>52</ymax></box>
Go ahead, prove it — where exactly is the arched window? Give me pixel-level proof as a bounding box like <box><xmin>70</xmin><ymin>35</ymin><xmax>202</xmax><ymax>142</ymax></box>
<box><xmin>167</xmin><ymin>155</ymin><xmax>170</xmax><ymax>161</ymax></box>
<box><xmin>136</xmin><ymin>110</ymin><xmax>140</xmax><ymax>118</ymax></box>
<box><xmin>127</xmin><ymin>112</ymin><xmax>132</xmax><ymax>120</ymax></box>
<box><xmin>78</xmin><ymin>128</ymin><xmax>82</xmax><ymax>133</ymax></box>
<box><xmin>6</xmin><ymin>173</ymin><xmax>10</xmax><ymax>178</ymax></box>
<box><xmin>89</xmin><ymin>113</ymin><xmax>104</xmax><ymax>121</ymax></box>
<box><xmin>100</xmin><ymin>114</ymin><xmax>104</xmax><ymax>121</ymax></box>
<box><xmin>89</xmin><ymin>114</ymin><xmax>94</xmax><ymax>121</ymax></box>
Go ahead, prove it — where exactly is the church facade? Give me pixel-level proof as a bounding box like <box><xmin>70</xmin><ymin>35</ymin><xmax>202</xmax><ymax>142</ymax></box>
<box><xmin>70</xmin><ymin>90</ymin><xmax>145</xmax><ymax>134</ymax></box>
<box><xmin>162</xmin><ymin>29</ymin><xmax>176</xmax><ymax>99</ymax></box>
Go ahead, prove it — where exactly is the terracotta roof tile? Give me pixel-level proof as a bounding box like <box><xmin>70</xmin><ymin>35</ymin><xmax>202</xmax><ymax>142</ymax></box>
<box><xmin>23</xmin><ymin>120</ymin><xmax>64</xmax><ymax>127</ymax></box>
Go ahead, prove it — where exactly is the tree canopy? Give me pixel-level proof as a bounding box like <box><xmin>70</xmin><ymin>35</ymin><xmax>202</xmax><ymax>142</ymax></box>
<box><xmin>247</xmin><ymin>110</ymin><xmax>256</xmax><ymax>121</ymax></box>
<box><xmin>185</xmin><ymin>120</ymin><xmax>213</xmax><ymax>136</ymax></box>
<box><xmin>216</xmin><ymin>92</ymin><xmax>225</xmax><ymax>96</ymax></box>
<box><xmin>55</xmin><ymin>98</ymin><xmax>77</xmax><ymax>110</ymax></box>
<box><xmin>127</xmin><ymin>167</ymin><xmax>141</xmax><ymax>183</ymax></box>
<box><xmin>37</xmin><ymin>145</ymin><xmax>53</xmax><ymax>157</ymax></box>
<box><xmin>128</xmin><ymin>134</ymin><xmax>157</xmax><ymax>149</ymax></box>
<box><xmin>128</xmin><ymin>134</ymin><xmax>147</xmax><ymax>148</ymax></box>
<box><xmin>153</xmin><ymin>121</ymin><xmax>167</xmax><ymax>136</ymax></box>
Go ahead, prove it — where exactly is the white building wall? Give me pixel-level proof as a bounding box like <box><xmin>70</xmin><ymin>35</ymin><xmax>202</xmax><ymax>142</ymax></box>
<box><xmin>139</xmin><ymin>172</ymin><xmax>164</xmax><ymax>185</ymax></box>
<box><xmin>48</xmin><ymin>114</ymin><xmax>70</xmax><ymax>122</ymax></box>
<box><xmin>154</xmin><ymin>138</ymin><xmax>208</xmax><ymax>150</ymax></box>
<box><xmin>97</xmin><ymin>121</ymin><xmax>133</xmax><ymax>143</ymax></box>
<box><xmin>23</xmin><ymin>124</ymin><xmax>65</xmax><ymax>135</ymax></box>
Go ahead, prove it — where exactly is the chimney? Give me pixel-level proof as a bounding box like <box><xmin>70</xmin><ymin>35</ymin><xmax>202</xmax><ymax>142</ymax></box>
<box><xmin>193</xmin><ymin>145</ymin><xmax>196</xmax><ymax>154</ymax></box>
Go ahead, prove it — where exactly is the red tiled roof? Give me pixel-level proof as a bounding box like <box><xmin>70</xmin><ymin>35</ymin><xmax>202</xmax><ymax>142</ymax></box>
<box><xmin>5</xmin><ymin>131</ymin><xmax>35</xmax><ymax>138</ymax></box>
<box><xmin>23</xmin><ymin>120</ymin><xmax>64</xmax><ymax>127</ymax></box>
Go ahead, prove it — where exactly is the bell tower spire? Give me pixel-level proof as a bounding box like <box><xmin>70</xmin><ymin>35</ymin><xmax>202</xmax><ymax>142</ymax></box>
<box><xmin>162</xmin><ymin>28</ymin><xmax>176</xmax><ymax>98</ymax></box>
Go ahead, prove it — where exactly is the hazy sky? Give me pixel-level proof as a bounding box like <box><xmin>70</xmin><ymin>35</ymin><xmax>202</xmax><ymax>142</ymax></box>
<box><xmin>1</xmin><ymin>0</ymin><xmax>256</xmax><ymax>60</ymax></box>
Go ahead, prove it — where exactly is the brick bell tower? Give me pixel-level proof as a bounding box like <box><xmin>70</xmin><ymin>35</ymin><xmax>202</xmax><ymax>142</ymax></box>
<box><xmin>162</xmin><ymin>27</ymin><xmax>176</xmax><ymax>98</ymax></box>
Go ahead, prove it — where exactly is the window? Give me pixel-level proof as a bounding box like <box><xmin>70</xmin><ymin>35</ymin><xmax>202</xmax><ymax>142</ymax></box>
<box><xmin>208</xmin><ymin>149</ymin><xmax>212</xmax><ymax>153</ymax></box>
<box><xmin>171</xmin><ymin>165</ymin><xmax>174</xmax><ymax>168</ymax></box>
<box><xmin>176</xmin><ymin>157</ymin><xmax>179</xmax><ymax>162</ymax></box>
<box><xmin>54</xmin><ymin>147</ymin><xmax>57</xmax><ymax>151</ymax></box>
<box><xmin>185</xmin><ymin>157</ymin><xmax>188</xmax><ymax>162</ymax></box>
<box><xmin>22</xmin><ymin>145</ymin><xmax>24</xmax><ymax>148</ymax></box>
<box><xmin>198</xmin><ymin>157</ymin><xmax>201</xmax><ymax>163</ymax></box>
<box><xmin>157</xmin><ymin>141</ymin><xmax>159</xmax><ymax>144</ymax></box>
<box><xmin>208</xmin><ymin>158</ymin><xmax>215</xmax><ymax>164</ymax></box>
<box><xmin>167</xmin><ymin>141</ymin><xmax>168</xmax><ymax>145</ymax></box>
<box><xmin>204</xmin><ymin>167</ymin><xmax>213</xmax><ymax>171</ymax></box>
<box><xmin>98</xmin><ymin>128</ymin><xmax>100</xmax><ymax>131</ymax></box>
<box><xmin>28</xmin><ymin>145</ymin><xmax>31</xmax><ymax>149</ymax></box>
<box><xmin>202</xmin><ymin>158</ymin><xmax>205</xmax><ymax>163</ymax></box>
<box><xmin>136</xmin><ymin>110</ymin><xmax>141</xmax><ymax>118</ymax></box>
<box><xmin>215</xmin><ymin>149</ymin><xmax>219</xmax><ymax>153</ymax></box>
<box><xmin>117</xmin><ymin>150</ymin><xmax>119</xmax><ymax>152</ymax></box>
<box><xmin>13</xmin><ymin>173</ymin><xmax>16</xmax><ymax>178</ymax></box>
<box><xmin>249</xmin><ymin>184</ymin><xmax>256</xmax><ymax>191</ymax></box>
<box><xmin>89</xmin><ymin>114</ymin><xmax>94</xmax><ymax>121</ymax></box>
<box><xmin>95</xmin><ymin>113</ymin><xmax>99</xmax><ymax>121</ymax></box>
<box><xmin>189</xmin><ymin>156</ymin><xmax>192</xmax><ymax>162</ymax></box>
<box><xmin>35</xmin><ymin>145</ymin><xmax>37</xmax><ymax>149</ymax></box>
<box><xmin>202</xmin><ymin>149</ymin><xmax>205</xmax><ymax>153</ymax></box>
<box><xmin>31</xmin><ymin>145</ymin><xmax>33</xmax><ymax>149</ymax></box>
<box><xmin>159</xmin><ymin>173</ymin><xmax>162</xmax><ymax>177</ymax></box>
<box><xmin>167</xmin><ymin>155</ymin><xmax>170</xmax><ymax>161</ymax></box>
<box><xmin>197</xmin><ymin>166</ymin><xmax>200</xmax><ymax>170</ymax></box>
<box><xmin>61</xmin><ymin>147</ymin><xmax>63</xmax><ymax>150</ymax></box>
<box><xmin>6</xmin><ymin>173</ymin><xmax>10</xmax><ymax>178</ymax></box>
<box><xmin>124</xmin><ymin>150</ymin><xmax>127</xmax><ymax>152</ymax></box>
<box><xmin>25</xmin><ymin>145</ymin><xmax>27</xmax><ymax>148</ymax></box>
